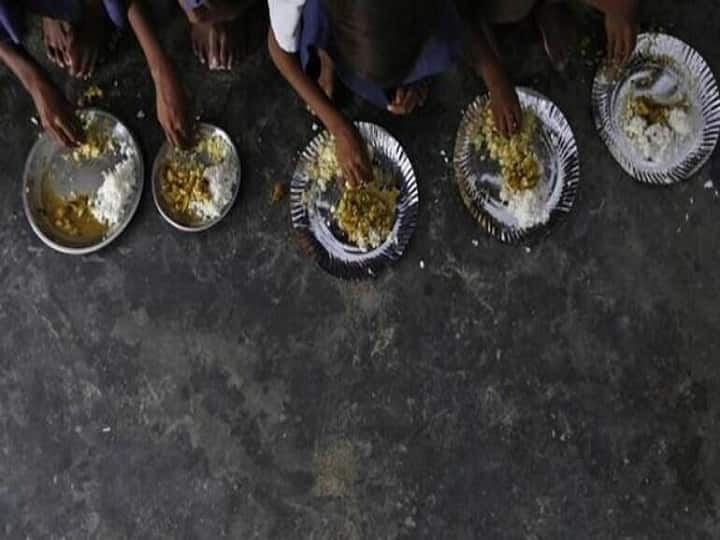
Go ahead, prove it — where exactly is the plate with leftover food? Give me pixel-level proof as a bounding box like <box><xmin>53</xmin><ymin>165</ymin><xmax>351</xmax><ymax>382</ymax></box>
<box><xmin>291</xmin><ymin>122</ymin><xmax>419</xmax><ymax>279</ymax></box>
<box><xmin>152</xmin><ymin>124</ymin><xmax>240</xmax><ymax>232</ymax></box>
<box><xmin>454</xmin><ymin>88</ymin><xmax>580</xmax><ymax>243</ymax></box>
<box><xmin>23</xmin><ymin>108</ymin><xmax>144</xmax><ymax>255</ymax></box>
<box><xmin>592</xmin><ymin>32</ymin><xmax>720</xmax><ymax>184</ymax></box>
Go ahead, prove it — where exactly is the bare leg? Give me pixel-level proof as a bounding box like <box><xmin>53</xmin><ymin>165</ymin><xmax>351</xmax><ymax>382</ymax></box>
<box><xmin>317</xmin><ymin>48</ymin><xmax>335</xmax><ymax>101</ymax></box>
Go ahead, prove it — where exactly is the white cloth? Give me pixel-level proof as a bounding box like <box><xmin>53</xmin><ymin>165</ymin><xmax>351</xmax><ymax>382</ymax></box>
<box><xmin>268</xmin><ymin>0</ymin><xmax>306</xmax><ymax>53</ymax></box>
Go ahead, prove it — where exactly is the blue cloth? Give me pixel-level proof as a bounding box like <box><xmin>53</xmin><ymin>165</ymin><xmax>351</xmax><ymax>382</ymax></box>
<box><xmin>0</xmin><ymin>0</ymin><xmax>126</xmax><ymax>45</ymax></box>
<box><xmin>0</xmin><ymin>1</ymin><xmax>22</xmax><ymax>43</ymax></box>
<box><xmin>101</xmin><ymin>0</ymin><xmax>127</xmax><ymax>28</ymax></box>
<box><xmin>298</xmin><ymin>0</ymin><xmax>464</xmax><ymax>108</ymax></box>
<box><xmin>182</xmin><ymin>0</ymin><xmax>207</xmax><ymax>9</ymax></box>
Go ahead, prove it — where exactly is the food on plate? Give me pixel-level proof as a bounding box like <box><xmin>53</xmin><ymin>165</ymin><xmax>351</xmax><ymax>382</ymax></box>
<box><xmin>188</xmin><ymin>163</ymin><xmax>235</xmax><ymax>221</ymax></box>
<box><xmin>195</xmin><ymin>133</ymin><xmax>228</xmax><ymax>165</ymax></box>
<box><xmin>40</xmin><ymin>187</ymin><xmax>106</xmax><ymax>240</ymax></box>
<box><xmin>334</xmin><ymin>168</ymin><xmax>399</xmax><ymax>250</ymax></box>
<box><xmin>470</xmin><ymin>101</ymin><xmax>550</xmax><ymax>229</ymax></box>
<box><xmin>305</xmin><ymin>135</ymin><xmax>399</xmax><ymax>248</ymax></box>
<box><xmin>621</xmin><ymin>94</ymin><xmax>691</xmax><ymax>162</ymax></box>
<box><xmin>161</xmin><ymin>156</ymin><xmax>208</xmax><ymax>218</ymax></box>
<box><xmin>70</xmin><ymin>116</ymin><xmax>115</xmax><ymax>163</ymax></box>
<box><xmin>40</xmin><ymin>156</ymin><xmax>136</xmax><ymax>239</ymax></box>
<box><xmin>307</xmin><ymin>136</ymin><xmax>380</xmax><ymax>190</ymax></box>
<box><xmin>37</xmin><ymin>113</ymin><xmax>138</xmax><ymax>242</ymax></box>
<box><xmin>90</xmin><ymin>158</ymin><xmax>138</xmax><ymax>227</ymax></box>
<box><xmin>77</xmin><ymin>85</ymin><xmax>104</xmax><ymax>107</ymax></box>
<box><xmin>471</xmin><ymin>101</ymin><xmax>541</xmax><ymax>193</ymax></box>
<box><xmin>308</xmin><ymin>137</ymin><xmax>341</xmax><ymax>191</ymax></box>
<box><xmin>159</xmin><ymin>134</ymin><xmax>235</xmax><ymax>224</ymax></box>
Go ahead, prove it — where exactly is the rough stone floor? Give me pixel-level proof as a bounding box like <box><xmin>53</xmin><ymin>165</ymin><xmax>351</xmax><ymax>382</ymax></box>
<box><xmin>1</xmin><ymin>1</ymin><xmax>719</xmax><ymax>538</ymax></box>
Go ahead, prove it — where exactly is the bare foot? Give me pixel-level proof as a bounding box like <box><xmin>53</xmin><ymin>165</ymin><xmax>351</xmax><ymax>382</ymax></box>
<box><xmin>191</xmin><ymin>21</ymin><xmax>237</xmax><ymax>70</ymax></box>
<box><xmin>42</xmin><ymin>18</ymin><xmax>72</xmax><ymax>69</ymax></box>
<box><xmin>534</xmin><ymin>1</ymin><xmax>576</xmax><ymax>72</ymax></box>
<box><xmin>42</xmin><ymin>8</ymin><xmax>107</xmax><ymax>79</ymax></box>
<box><xmin>387</xmin><ymin>81</ymin><xmax>429</xmax><ymax>115</ymax></box>
<box><xmin>190</xmin><ymin>4</ymin><xmax>267</xmax><ymax>71</ymax></box>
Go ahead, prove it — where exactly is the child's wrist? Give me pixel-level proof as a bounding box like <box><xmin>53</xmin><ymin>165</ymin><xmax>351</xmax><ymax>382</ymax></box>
<box><xmin>483</xmin><ymin>66</ymin><xmax>510</xmax><ymax>95</ymax></box>
<box><xmin>150</xmin><ymin>58</ymin><xmax>173</xmax><ymax>81</ymax></box>
<box><xmin>151</xmin><ymin>60</ymin><xmax>180</xmax><ymax>94</ymax></box>
<box><xmin>475</xmin><ymin>53</ymin><xmax>506</xmax><ymax>87</ymax></box>
<box><xmin>23</xmin><ymin>66</ymin><xmax>48</xmax><ymax>96</ymax></box>
<box><xmin>326</xmin><ymin>113</ymin><xmax>353</xmax><ymax>138</ymax></box>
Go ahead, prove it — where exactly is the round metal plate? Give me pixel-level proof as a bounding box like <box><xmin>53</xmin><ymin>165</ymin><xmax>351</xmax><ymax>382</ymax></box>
<box><xmin>152</xmin><ymin>124</ymin><xmax>241</xmax><ymax>232</ymax></box>
<box><xmin>290</xmin><ymin>122</ymin><xmax>419</xmax><ymax>279</ymax></box>
<box><xmin>592</xmin><ymin>33</ymin><xmax>720</xmax><ymax>184</ymax></box>
<box><xmin>22</xmin><ymin>108</ymin><xmax>144</xmax><ymax>255</ymax></box>
<box><xmin>454</xmin><ymin>88</ymin><xmax>580</xmax><ymax>244</ymax></box>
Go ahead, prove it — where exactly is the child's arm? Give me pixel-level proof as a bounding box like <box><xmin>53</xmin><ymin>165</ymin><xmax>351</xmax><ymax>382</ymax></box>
<box><xmin>127</xmin><ymin>1</ymin><xmax>190</xmax><ymax>147</ymax></box>
<box><xmin>587</xmin><ymin>0</ymin><xmax>639</xmax><ymax>65</ymax></box>
<box><xmin>0</xmin><ymin>41</ymin><xmax>81</xmax><ymax>146</ymax></box>
<box><xmin>268</xmin><ymin>29</ymin><xmax>372</xmax><ymax>186</ymax></box>
<box><xmin>460</xmin><ymin>16</ymin><xmax>521</xmax><ymax>136</ymax></box>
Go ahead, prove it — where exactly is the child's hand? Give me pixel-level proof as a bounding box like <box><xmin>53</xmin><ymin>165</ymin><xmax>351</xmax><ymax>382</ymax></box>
<box><xmin>388</xmin><ymin>82</ymin><xmax>429</xmax><ymax>115</ymax></box>
<box><xmin>605</xmin><ymin>11</ymin><xmax>637</xmax><ymax>67</ymax></box>
<box><xmin>335</xmin><ymin>123</ymin><xmax>372</xmax><ymax>188</ymax></box>
<box><xmin>489</xmin><ymin>79</ymin><xmax>522</xmax><ymax>137</ymax></box>
<box><xmin>155</xmin><ymin>68</ymin><xmax>191</xmax><ymax>148</ymax></box>
<box><xmin>30</xmin><ymin>78</ymin><xmax>82</xmax><ymax>147</ymax></box>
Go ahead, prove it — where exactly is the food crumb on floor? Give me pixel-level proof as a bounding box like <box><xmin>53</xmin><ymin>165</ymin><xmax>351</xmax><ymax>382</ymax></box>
<box><xmin>77</xmin><ymin>85</ymin><xmax>104</xmax><ymax>107</ymax></box>
<box><xmin>271</xmin><ymin>182</ymin><xmax>287</xmax><ymax>204</ymax></box>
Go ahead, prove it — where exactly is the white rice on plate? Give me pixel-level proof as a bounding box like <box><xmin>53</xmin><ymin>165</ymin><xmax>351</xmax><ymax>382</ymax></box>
<box><xmin>188</xmin><ymin>162</ymin><xmax>236</xmax><ymax>221</ymax></box>
<box><xmin>90</xmin><ymin>158</ymin><xmax>137</xmax><ymax>227</ymax></box>
<box><xmin>622</xmin><ymin>100</ymin><xmax>692</xmax><ymax>163</ymax></box>
<box><xmin>500</xmin><ymin>181</ymin><xmax>551</xmax><ymax>230</ymax></box>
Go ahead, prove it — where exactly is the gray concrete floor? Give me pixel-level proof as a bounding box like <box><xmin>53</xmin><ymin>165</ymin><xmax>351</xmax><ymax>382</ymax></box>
<box><xmin>2</xmin><ymin>1</ymin><xmax>720</xmax><ymax>538</ymax></box>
